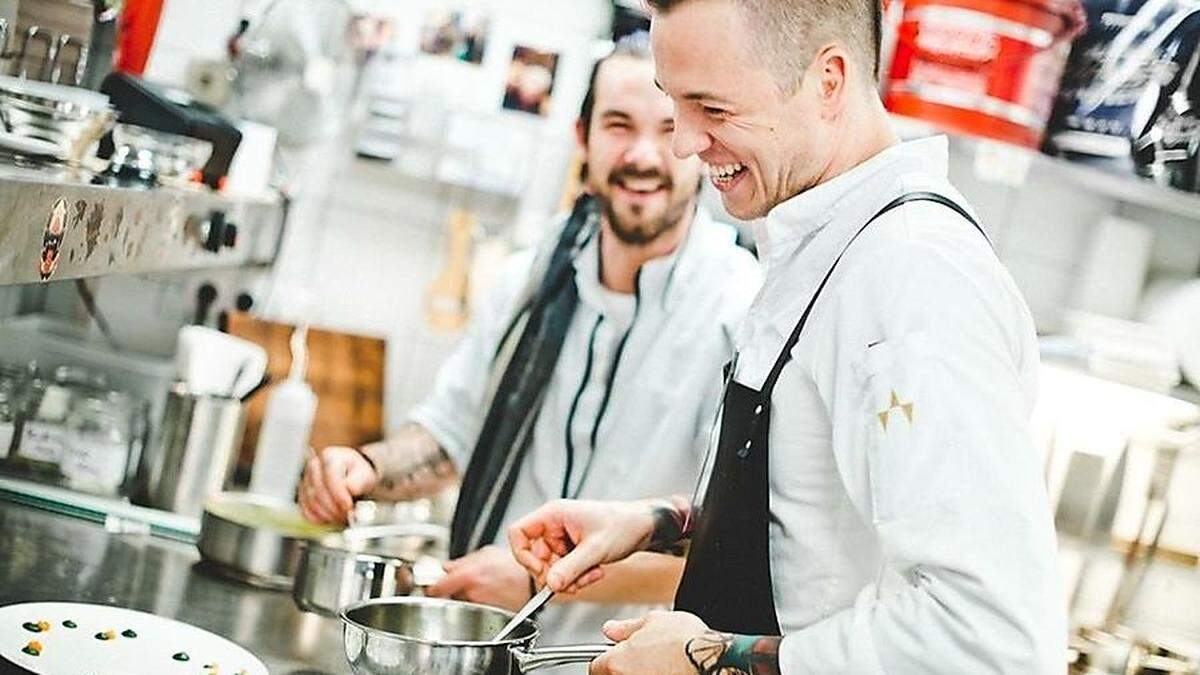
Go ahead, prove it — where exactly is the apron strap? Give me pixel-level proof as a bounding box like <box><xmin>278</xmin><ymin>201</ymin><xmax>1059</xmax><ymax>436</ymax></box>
<box><xmin>758</xmin><ymin>191</ymin><xmax>988</xmax><ymax>397</ymax></box>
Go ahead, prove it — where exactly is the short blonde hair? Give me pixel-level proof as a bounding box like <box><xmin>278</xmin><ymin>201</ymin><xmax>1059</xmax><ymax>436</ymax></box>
<box><xmin>647</xmin><ymin>0</ymin><xmax>882</xmax><ymax>92</ymax></box>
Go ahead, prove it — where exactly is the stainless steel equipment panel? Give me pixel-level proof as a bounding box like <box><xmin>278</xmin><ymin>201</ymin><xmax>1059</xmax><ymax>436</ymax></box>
<box><xmin>0</xmin><ymin>163</ymin><xmax>283</xmax><ymax>286</ymax></box>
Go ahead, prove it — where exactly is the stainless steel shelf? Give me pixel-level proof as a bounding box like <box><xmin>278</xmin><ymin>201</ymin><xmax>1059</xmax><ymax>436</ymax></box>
<box><xmin>0</xmin><ymin>164</ymin><xmax>284</xmax><ymax>287</ymax></box>
<box><xmin>891</xmin><ymin>115</ymin><xmax>1200</xmax><ymax>222</ymax></box>
<box><xmin>0</xmin><ymin>475</ymin><xmax>199</xmax><ymax>543</ymax></box>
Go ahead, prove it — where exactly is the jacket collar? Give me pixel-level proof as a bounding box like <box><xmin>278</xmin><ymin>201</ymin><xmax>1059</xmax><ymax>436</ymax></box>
<box><xmin>574</xmin><ymin>205</ymin><xmax>730</xmax><ymax>314</ymax></box>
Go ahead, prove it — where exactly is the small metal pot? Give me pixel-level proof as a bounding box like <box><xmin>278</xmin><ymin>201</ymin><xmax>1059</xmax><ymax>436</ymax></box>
<box><xmin>293</xmin><ymin>523</ymin><xmax>448</xmax><ymax>616</ymax></box>
<box><xmin>198</xmin><ymin>492</ymin><xmax>338</xmax><ymax>590</ymax></box>
<box><xmin>341</xmin><ymin>597</ymin><xmax>608</xmax><ymax>674</ymax></box>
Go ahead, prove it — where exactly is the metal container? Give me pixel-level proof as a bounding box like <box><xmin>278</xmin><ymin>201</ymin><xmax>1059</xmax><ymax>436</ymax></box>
<box><xmin>131</xmin><ymin>384</ymin><xmax>244</xmax><ymax>518</ymax></box>
<box><xmin>197</xmin><ymin>491</ymin><xmax>339</xmax><ymax>590</ymax></box>
<box><xmin>340</xmin><ymin>597</ymin><xmax>608</xmax><ymax>674</ymax></box>
<box><xmin>106</xmin><ymin>122</ymin><xmax>214</xmax><ymax>185</ymax></box>
<box><xmin>1070</xmin><ymin>626</ymin><xmax>1198</xmax><ymax>675</ymax></box>
<box><xmin>292</xmin><ymin>523</ymin><xmax>448</xmax><ymax>617</ymax></box>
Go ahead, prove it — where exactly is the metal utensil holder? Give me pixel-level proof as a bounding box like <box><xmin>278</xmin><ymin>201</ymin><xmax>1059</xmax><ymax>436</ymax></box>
<box><xmin>131</xmin><ymin>384</ymin><xmax>246</xmax><ymax>518</ymax></box>
<box><xmin>0</xmin><ymin>19</ymin><xmax>88</xmax><ymax>85</ymax></box>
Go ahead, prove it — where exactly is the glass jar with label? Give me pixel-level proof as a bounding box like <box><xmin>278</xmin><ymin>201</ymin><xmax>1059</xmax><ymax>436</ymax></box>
<box><xmin>0</xmin><ymin>365</ymin><xmax>17</xmax><ymax>458</ymax></box>
<box><xmin>13</xmin><ymin>376</ymin><xmax>69</xmax><ymax>476</ymax></box>
<box><xmin>12</xmin><ymin>366</ymin><xmax>105</xmax><ymax>479</ymax></box>
<box><xmin>61</xmin><ymin>390</ymin><xmax>137</xmax><ymax>496</ymax></box>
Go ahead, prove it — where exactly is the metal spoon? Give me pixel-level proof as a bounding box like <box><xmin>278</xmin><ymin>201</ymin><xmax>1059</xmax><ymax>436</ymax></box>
<box><xmin>493</xmin><ymin>586</ymin><xmax>554</xmax><ymax>642</ymax></box>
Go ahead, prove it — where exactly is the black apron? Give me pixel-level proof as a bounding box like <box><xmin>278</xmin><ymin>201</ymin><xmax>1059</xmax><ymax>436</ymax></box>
<box><xmin>674</xmin><ymin>192</ymin><xmax>986</xmax><ymax>634</ymax></box>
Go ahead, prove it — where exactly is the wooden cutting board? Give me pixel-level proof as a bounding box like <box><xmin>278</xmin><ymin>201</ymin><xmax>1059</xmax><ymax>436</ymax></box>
<box><xmin>224</xmin><ymin>312</ymin><xmax>385</xmax><ymax>479</ymax></box>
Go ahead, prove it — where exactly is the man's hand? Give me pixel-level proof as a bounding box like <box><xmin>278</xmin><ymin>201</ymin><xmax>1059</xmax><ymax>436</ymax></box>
<box><xmin>508</xmin><ymin>496</ymin><xmax>691</xmax><ymax>593</ymax></box>
<box><xmin>425</xmin><ymin>545</ymin><xmax>532</xmax><ymax>613</ymax></box>
<box><xmin>590</xmin><ymin>611</ymin><xmax>708</xmax><ymax>675</ymax></box>
<box><xmin>299</xmin><ymin>446</ymin><xmax>378</xmax><ymax>524</ymax></box>
<box><xmin>593</xmin><ymin>612</ymin><xmax>782</xmax><ymax>675</ymax></box>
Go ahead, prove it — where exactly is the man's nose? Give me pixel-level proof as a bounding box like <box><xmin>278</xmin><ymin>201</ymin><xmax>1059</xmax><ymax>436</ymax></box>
<box><xmin>622</xmin><ymin>133</ymin><xmax>665</xmax><ymax>171</ymax></box>
<box><xmin>671</xmin><ymin>110</ymin><xmax>711</xmax><ymax>159</ymax></box>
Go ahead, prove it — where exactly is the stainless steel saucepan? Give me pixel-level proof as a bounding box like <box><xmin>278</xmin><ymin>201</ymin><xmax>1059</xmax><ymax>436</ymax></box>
<box><xmin>341</xmin><ymin>596</ymin><xmax>608</xmax><ymax>674</ymax></box>
<box><xmin>198</xmin><ymin>492</ymin><xmax>340</xmax><ymax>589</ymax></box>
<box><xmin>293</xmin><ymin>523</ymin><xmax>448</xmax><ymax>616</ymax></box>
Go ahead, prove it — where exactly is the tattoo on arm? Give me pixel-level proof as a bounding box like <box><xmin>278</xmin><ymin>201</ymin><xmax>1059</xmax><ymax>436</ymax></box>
<box><xmin>684</xmin><ymin>631</ymin><xmax>781</xmax><ymax>675</ymax></box>
<box><xmin>646</xmin><ymin>495</ymin><xmax>692</xmax><ymax>556</ymax></box>
<box><xmin>363</xmin><ymin>423</ymin><xmax>456</xmax><ymax>498</ymax></box>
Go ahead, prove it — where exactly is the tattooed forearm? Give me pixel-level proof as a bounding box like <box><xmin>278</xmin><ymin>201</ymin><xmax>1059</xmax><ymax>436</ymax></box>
<box><xmin>361</xmin><ymin>423</ymin><xmax>457</xmax><ymax>500</ymax></box>
<box><xmin>684</xmin><ymin>631</ymin><xmax>781</xmax><ymax>675</ymax></box>
<box><xmin>646</xmin><ymin>495</ymin><xmax>692</xmax><ymax>555</ymax></box>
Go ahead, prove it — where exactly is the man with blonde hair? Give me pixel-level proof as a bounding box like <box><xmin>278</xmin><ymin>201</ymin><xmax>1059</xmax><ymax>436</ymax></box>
<box><xmin>508</xmin><ymin>0</ymin><xmax>1064</xmax><ymax>672</ymax></box>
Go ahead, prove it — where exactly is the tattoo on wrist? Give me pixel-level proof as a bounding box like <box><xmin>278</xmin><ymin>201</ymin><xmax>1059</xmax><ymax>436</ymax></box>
<box><xmin>647</xmin><ymin>496</ymin><xmax>691</xmax><ymax>555</ymax></box>
<box><xmin>684</xmin><ymin>631</ymin><xmax>781</xmax><ymax>675</ymax></box>
<box><xmin>353</xmin><ymin>446</ymin><xmax>378</xmax><ymax>473</ymax></box>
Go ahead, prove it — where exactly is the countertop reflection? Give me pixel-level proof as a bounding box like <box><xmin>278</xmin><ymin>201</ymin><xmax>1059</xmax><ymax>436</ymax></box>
<box><xmin>0</xmin><ymin>502</ymin><xmax>347</xmax><ymax>674</ymax></box>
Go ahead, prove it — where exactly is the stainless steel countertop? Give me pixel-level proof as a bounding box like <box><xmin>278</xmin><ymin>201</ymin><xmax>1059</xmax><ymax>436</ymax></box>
<box><xmin>0</xmin><ymin>501</ymin><xmax>347</xmax><ymax>674</ymax></box>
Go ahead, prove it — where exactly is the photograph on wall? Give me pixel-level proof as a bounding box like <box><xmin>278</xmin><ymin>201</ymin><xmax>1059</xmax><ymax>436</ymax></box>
<box><xmin>501</xmin><ymin>45</ymin><xmax>560</xmax><ymax>117</ymax></box>
<box><xmin>418</xmin><ymin>9</ymin><xmax>489</xmax><ymax>64</ymax></box>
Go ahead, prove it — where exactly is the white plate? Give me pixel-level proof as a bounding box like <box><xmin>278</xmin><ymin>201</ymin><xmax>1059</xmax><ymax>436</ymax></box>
<box><xmin>0</xmin><ymin>130</ymin><xmax>62</xmax><ymax>159</ymax></box>
<box><xmin>0</xmin><ymin>602</ymin><xmax>268</xmax><ymax>675</ymax></box>
<box><xmin>1144</xmin><ymin>277</ymin><xmax>1200</xmax><ymax>387</ymax></box>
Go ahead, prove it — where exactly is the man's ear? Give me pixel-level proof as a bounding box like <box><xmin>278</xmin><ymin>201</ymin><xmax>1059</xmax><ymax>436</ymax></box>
<box><xmin>810</xmin><ymin>44</ymin><xmax>849</xmax><ymax>119</ymax></box>
<box><xmin>575</xmin><ymin>118</ymin><xmax>588</xmax><ymax>152</ymax></box>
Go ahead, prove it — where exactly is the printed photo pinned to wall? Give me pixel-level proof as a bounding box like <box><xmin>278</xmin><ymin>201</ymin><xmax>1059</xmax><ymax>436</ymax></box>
<box><xmin>418</xmin><ymin>9</ymin><xmax>489</xmax><ymax>65</ymax></box>
<box><xmin>501</xmin><ymin>45</ymin><xmax>559</xmax><ymax>117</ymax></box>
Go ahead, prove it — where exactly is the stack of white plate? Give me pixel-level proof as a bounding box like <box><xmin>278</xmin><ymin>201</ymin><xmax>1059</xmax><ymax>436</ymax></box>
<box><xmin>0</xmin><ymin>74</ymin><xmax>116</xmax><ymax>163</ymax></box>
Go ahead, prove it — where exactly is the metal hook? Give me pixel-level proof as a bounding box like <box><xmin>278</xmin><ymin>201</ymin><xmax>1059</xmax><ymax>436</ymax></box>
<box><xmin>47</xmin><ymin>34</ymin><xmax>87</xmax><ymax>85</ymax></box>
<box><xmin>16</xmin><ymin>26</ymin><xmax>53</xmax><ymax>80</ymax></box>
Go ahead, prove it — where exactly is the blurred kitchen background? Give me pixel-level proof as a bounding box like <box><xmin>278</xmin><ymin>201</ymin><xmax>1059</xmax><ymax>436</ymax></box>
<box><xmin>0</xmin><ymin>0</ymin><xmax>1197</xmax><ymax>672</ymax></box>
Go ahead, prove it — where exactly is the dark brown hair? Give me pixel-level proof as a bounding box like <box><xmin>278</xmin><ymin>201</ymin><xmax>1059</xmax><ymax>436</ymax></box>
<box><xmin>578</xmin><ymin>31</ymin><xmax>653</xmax><ymax>142</ymax></box>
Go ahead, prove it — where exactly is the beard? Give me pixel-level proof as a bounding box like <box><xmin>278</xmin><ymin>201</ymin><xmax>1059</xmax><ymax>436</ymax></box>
<box><xmin>590</xmin><ymin>165</ymin><xmax>696</xmax><ymax>246</ymax></box>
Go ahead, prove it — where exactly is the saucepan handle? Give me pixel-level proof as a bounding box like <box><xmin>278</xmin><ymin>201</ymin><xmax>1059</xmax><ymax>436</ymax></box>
<box><xmin>511</xmin><ymin>643</ymin><xmax>610</xmax><ymax>672</ymax></box>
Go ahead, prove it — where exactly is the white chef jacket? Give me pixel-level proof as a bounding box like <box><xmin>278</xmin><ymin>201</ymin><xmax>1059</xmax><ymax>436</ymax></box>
<box><xmin>410</xmin><ymin>207</ymin><xmax>761</xmax><ymax>646</ymax></box>
<box><xmin>733</xmin><ymin>136</ymin><xmax>1064</xmax><ymax>673</ymax></box>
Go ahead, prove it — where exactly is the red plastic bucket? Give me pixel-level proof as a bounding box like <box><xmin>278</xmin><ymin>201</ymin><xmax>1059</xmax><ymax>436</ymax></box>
<box><xmin>884</xmin><ymin>0</ymin><xmax>1085</xmax><ymax>148</ymax></box>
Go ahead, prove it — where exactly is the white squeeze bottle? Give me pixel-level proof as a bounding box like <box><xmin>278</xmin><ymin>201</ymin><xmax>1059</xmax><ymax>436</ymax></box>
<box><xmin>250</xmin><ymin>325</ymin><xmax>317</xmax><ymax>501</ymax></box>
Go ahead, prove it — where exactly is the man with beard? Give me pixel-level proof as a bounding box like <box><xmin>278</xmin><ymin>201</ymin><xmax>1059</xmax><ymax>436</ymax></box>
<box><xmin>299</xmin><ymin>32</ymin><xmax>760</xmax><ymax>647</ymax></box>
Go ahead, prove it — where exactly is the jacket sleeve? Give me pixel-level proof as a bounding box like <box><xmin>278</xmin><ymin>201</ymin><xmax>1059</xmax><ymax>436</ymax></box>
<box><xmin>407</xmin><ymin>249</ymin><xmax>537</xmax><ymax>468</ymax></box>
<box><xmin>778</xmin><ymin>233</ymin><xmax>1063</xmax><ymax>674</ymax></box>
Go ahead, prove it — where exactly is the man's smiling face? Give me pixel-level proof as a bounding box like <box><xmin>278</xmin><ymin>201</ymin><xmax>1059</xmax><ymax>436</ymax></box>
<box><xmin>581</xmin><ymin>55</ymin><xmax>703</xmax><ymax>244</ymax></box>
<box><xmin>651</xmin><ymin>0</ymin><xmax>832</xmax><ymax>220</ymax></box>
